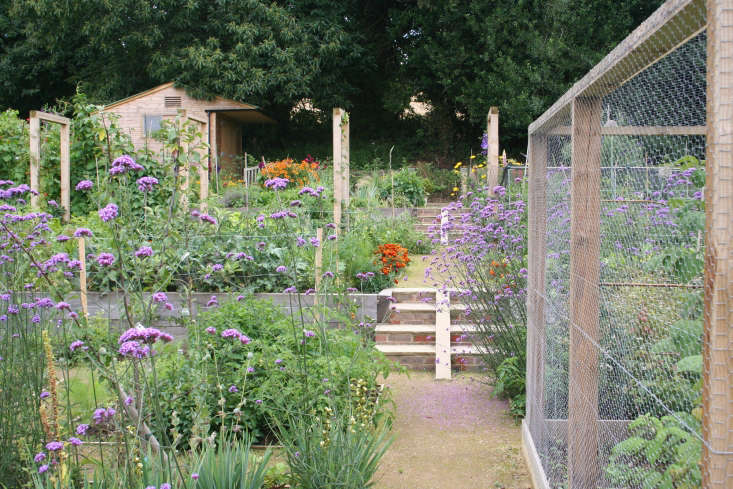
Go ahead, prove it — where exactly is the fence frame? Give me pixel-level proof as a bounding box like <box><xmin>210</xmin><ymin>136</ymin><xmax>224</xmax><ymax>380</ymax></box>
<box><xmin>523</xmin><ymin>0</ymin><xmax>732</xmax><ymax>487</ymax></box>
<box><xmin>29</xmin><ymin>110</ymin><xmax>71</xmax><ymax>221</ymax></box>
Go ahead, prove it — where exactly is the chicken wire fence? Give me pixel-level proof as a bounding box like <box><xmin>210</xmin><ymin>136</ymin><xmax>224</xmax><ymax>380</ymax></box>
<box><xmin>524</xmin><ymin>0</ymin><xmax>733</xmax><ymax>487</ymax></box>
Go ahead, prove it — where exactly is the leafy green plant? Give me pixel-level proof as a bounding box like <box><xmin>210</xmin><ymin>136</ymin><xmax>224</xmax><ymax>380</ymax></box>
<box><xmin>605</xmin><ymin>413</ymin><xmax>701</xmax><ymax>489</ymax></box>
<box><xmin>278</xmin><ymin>415</ymin><xmax>391</xmax><ymax>489</ymax></box>
<box><xmin>192</xmin><ymin>436</ymin><xmax>271</xmax><ymax>489</ymax></box>
<box><xmin>493</xmin><ymin>356</ymin><xmax>526</xmax><ymax>420</ymax></box>
<box><xmin>377</xmin><ymin>167</ymin><xmax>428</xmax><ymax>207</ymax></box>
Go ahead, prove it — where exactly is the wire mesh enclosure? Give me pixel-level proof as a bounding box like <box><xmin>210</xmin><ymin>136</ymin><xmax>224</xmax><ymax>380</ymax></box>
<box><xmin>524</xmin><ymin>0</ymin><xmax>733</xmax><ymax>487</ymax></box>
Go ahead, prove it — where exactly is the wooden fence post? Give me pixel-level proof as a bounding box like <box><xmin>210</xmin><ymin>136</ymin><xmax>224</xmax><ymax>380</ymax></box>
<box><xmin>341</xmin><ymin>112</ymin><xmax>350</xmax><ymax>209</ymax></box>
<box><xmin>332</xmin><ymin>108</ymin><xmax>344</xmax><ymax>231</ymax></box>
<box><xmin>29</xmin><ymin>116</ymin><xmax>41</xmax><ymax>209</ymax></box>
<box><xmin>568</xmin><ymin>97</ymin><xmax>602</xmax><ymax>489</ymax></box>
<box><xmin>526</xmin><ymin>133</ymin><xmax>547</xmax><ymax>443</ymax></box>
<box><xmin>486</xmin><ymin>107</ymin><xmax>500</xmax><ymax>192</ymax></box>
<box><xmin>59</xmin><ymin>123</ymin><xmax>70</xmax><ymax>221</ymax></box>
<box><xmin>78</xmin><ymin>237</ymin><xmax>88</xmax><ymax>318</ymax></box>
<box><xmin>703</xmin><ymin>1</ymin><xmax>733</xmax><ymax>485</ymax></box>
<box><xmin>435</xmin><ymin>289</ymin><xmax>451</xmax><ymax>380</ymax></box>
<box><xmin>314</xmin><ymin>227</ymin><xmax>323</xmax><ymax>317</ymax></box>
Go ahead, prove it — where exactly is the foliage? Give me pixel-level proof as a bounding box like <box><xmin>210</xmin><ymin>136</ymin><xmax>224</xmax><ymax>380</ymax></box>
<box><xmin>1</xmin><ymin>0</ymin><xmax>664</xmax><ymax>160</ymax></box>
<box><xmin>0</xmin><ymin>119</ymin><xmax>395</xmax><ymax>488</ymax></box>
<box><xmin>191</xmin><ymin>435</ymin><xmax>271</xmax><ymax>489</ymax></box>
<box><xmin>155</xmin><ymin>297</ymin><xmax>392</xmax><ymax>444</ymax></box>
<box><xmin>278</xmin><ymin>415</ymin><xmax>391</xmax><ymax>489</ymax></box>
<box><xmin>0</xmin><ymin>109</ymin><xmax>29</xmax><ymax>184</ymax></box>
<box><xmin>428</xmin><ymin>183</ymin><xmax>528</xmax><ymax>375</ymax></box>
<box><xmin>605</xmin><ymin>412</ymin><xmax>702</xmax><ymax>489</ymax></box>
<box><xmin>493</xmin><ymin>356</ymin><xmax>526</xmax><ymax>420</ymax></box>
<box><xmin>377</xmin><ymin>167</ymin><xmax>428</xmax><ymax>207</ymax></box>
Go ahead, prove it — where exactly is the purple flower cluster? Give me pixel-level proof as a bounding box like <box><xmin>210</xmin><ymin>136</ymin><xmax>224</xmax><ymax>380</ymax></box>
<box><xmin>118</xmin><ymin>326</ymin><xmax>173</xmax><ymax>344</ymax></box>
<box><xmin>264</xmin><ymin>177</ymin><xmax>289</xmax><ymax>190</ymax></box>
<box><xmin>96</xmin><ymin>253</ymin><xmax>115</xmax><ymax>267</ymax></box>
<box><xmin>110</xmin><ymin>155</ymin><xmax>144</xmax><ymax>175</ymax></box>
<box><xmin>118</xmin><ymin>340</ymin><xmax>151</xmax><ymax>358</ymax></box>
<box><xmin>220</xmin><ymin>328</ymin><xmax>251</xmax><ymax>344</ymax></box>
<box><xmin>0</xmin><ymin>184</ymin><xmax>34</xmax><ymax>200</ymax></box>
<box><xmin>92</xmin><ymin>407</ymin><xmax>116</xmax><ymax>423</ymax></box>
<box><xmin>298</xmin><ymin>186</ymin><xmax>325</xmax><ymax>197</ymax></box>
<box><xmin>69</xmin><ymin>340</ymin><xmax>86</xmax><ymax>352</ymax></box>
<box><xmin>152</xmin><ymin>292</ymin><xmax>168</xmax><ymax>303</ymax></box>
<box><xmin>75</xmin><ymin>180</ymin><xmax>93</xmax><ymax>191</ymax></box>
<box><xmin>136</xmin><ymin>176</ymin><xmax>159</xmax><ymax>192</ymax></box>
<box><xmin>191</xmin><ymin>209</ymin><xmax>217</xmax><ymax>225</ymax></box>
<box><xmin>135</xmin><ymin>246</ymin><xmax>153</xmax><ymax>258</ymax></box>
<box><xmin>98</xmin><ymin>203</ymin><xmax>118</xmax><ymax>222</ymax></box>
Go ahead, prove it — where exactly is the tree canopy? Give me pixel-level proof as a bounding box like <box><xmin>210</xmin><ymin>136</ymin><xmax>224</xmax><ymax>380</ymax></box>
<box><xmin>0</xmin><ymin>0</ymin><xmax>663</xmax><ymax>161</ymax></box>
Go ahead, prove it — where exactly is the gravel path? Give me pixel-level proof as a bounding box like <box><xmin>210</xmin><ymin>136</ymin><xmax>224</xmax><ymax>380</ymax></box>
<box><xmin>375</xmin><ymin>372</ymin><xmax>531</xmax><ymax>489</ymax></box>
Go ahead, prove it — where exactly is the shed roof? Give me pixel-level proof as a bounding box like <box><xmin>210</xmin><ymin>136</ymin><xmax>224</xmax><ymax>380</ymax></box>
<box><xmin>103</xmin><ymin>82</ymin><xmax>275</xmax><ymax>123</ymax></box>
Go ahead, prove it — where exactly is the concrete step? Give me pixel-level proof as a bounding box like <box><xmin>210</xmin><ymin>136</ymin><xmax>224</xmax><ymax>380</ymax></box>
<box><xmin>375</xmin><ymin>344</ymin><xmax>483</xmax><ymax>371</ymax></box>
<box><xmin>375</xmin><ymin>324</ymin><xmax>477</xmax><ymax>345</ymax></box>
<box><xmin>375</xmin><ymin>344</ymin><xmax>482</xmax><ymax>356</ymax></box>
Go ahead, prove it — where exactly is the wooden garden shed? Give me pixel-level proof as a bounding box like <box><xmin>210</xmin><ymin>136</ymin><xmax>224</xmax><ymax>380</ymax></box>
<box><xmin>102</xmin><ymin>82</ymin><xmax>274</xmax><ymax>175</ymax></box>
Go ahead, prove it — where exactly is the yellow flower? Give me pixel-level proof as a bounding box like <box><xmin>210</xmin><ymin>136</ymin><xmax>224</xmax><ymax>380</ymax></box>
<box><xmin>481</xmin><ymin>175</ymin><xmax>486</xmax><ymax>179</ymax></box>
<box><xmin>470</xmin><ymin>155</ymin><xmax>476</xmax><ymax>159</ymax></box>
<box><xmin>452</xmin><ymin>187</ymin><xmax>459</xmax><ymax>192</ymax></box>
<box><xmin>454</xmin><ymin>162</ymin><xmax>463</xmax><ymax>169</ymax></box>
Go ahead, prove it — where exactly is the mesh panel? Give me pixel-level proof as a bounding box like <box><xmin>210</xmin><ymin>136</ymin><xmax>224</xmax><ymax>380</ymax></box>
<box><xmin>525</xmin><ymin>1</ymin><xmax>716</xmax><ymax>487</ymax></box>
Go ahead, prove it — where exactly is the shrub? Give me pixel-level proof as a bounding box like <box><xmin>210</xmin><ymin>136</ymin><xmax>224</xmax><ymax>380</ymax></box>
<box><xmin>155</xmin><ymin>297</ymin><xmax>392</xmax><ymax>443</ymax></box>
<box><xmin>377</xmin><ymin>167</ymin><xmax>428</xmax><ymax>207</ymax></box>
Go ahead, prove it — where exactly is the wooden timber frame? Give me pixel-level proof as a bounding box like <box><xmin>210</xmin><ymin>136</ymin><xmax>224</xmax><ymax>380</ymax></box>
<box><xmin>704</xmin><ymin>0</ymin><xmax>733</xmax><ymax>485</ymax></box>
<box><xmin>332</xmin><ymin>108</ymin><xmax>350</xmax><ymax>232</ymax></box>
<box><xmin>486</xmin><ymin>106</ymin><xmax>499</xmax><ymax>191</ymax></box>
<box><xmin>29</xmin><ymin>111</ymin><xmax>72</xmax><ymax>221</ymax></box>
<box><xmin>521</xmin><ymin>0</ymin><xmax>733</xmax><ymax>487</ymax></box>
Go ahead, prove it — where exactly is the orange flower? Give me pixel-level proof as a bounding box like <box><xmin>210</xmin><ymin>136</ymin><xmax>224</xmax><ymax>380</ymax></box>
<box><xmin>375</xmin><ymin>243</ymin><xmax>409</xmax><ymax>276</ymax></box>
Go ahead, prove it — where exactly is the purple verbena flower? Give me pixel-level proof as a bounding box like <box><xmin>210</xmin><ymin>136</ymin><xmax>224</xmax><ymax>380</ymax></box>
<box><xmin>152</xmin><ymin>292</ymin><xmax>168</xmax><ymax>303</ymax></box>
<box><xmin>75</xmin><ymin>180</ymin><xmax>93</xmax><ymax>191</ymax></box>
<box><xmin>96</xmin><ymin>253</ymin><xmax>115</xmax><ymax>267</ymax></box>
<box><xmin>135</xmin><ymin>246</ymin><xmax>153</xmax><ymax>258</ymax></box>
<box><xmin>45</xmin><ymin>441</ymin><xmax>64</xmax><ymax>452</ymax></box>
<box><xmin>136</xmin><ymin>176</ymin><xmax>159</xmax><ymax>192</ymax></box>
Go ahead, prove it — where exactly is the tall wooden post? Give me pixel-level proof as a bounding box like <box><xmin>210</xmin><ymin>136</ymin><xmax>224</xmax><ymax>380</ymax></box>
<box><xmin>78</xmin><ymin>237</ymin><xmax>88</xmax><ymax>318</ymax></box>
<box><xmin>29</xmin><ymin>116</ymin><xmax>41</xmax><ymax>209</ymax></box>
<box><xmin>526</xmin><ymin>133</ymin><xmax>548</xmax><ymax>442</ymax></box>
<box><xmin>59</xmin><ymin>123</ymin><xmax>70</xmax><ymax>221</ymax></box>
<box><xmin>703</xmin><ymin>1</ymin><xmax>733</xmax><ymax>485</ymax></box>
<box><xmin>314</xmin><ymin>227</ymin><xmax>324</xmax><ymax>316</ymax></box>
<box><xmin>568</xmin><ymin>97</ymin><xmax>601</xmax><ymax>489</ymax></box>
<box><xmin>486</xmin><ymin>107</ymin><xmax>500</xmax><ymax>192</ymax></box>
<box><xmin>435</xmin><ymin>289</ymin><xmax>451</xmax><ymax>380</ymax></box>
<box><xmin>341</xmin><ymin>112</ymin><xmax>350</xmax><ymax>209</ymax></box>
<box><xmin>202</xmin><ymin>112</ymin><xmax>216</xmax><ymax>210</ymax></box>
<box><xmin>332</xmin><ymin>108</ymin><xmax>344</xmax><ymax>230</ymax></box>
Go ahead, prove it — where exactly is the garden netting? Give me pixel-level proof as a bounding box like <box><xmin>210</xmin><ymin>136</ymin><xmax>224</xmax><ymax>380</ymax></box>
<box><xmin>526</xmin><ymin>4</ymin><xmax>708</xmax><ymax>487</ymax></box>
